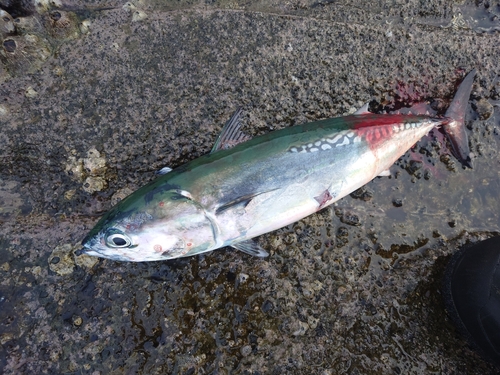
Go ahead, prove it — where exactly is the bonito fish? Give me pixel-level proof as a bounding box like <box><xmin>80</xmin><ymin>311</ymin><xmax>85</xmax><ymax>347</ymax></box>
<box><xmin>78</xmin><ymin>70</ymin><xmax>476</xmax><ymax>261</ymax></box>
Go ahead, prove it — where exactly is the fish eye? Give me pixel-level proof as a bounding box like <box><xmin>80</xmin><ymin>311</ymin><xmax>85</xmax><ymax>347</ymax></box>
<box><xmin>105</xmin><ymin>231</ymin><xmax>132</xmax><ymax>248</ymax></box>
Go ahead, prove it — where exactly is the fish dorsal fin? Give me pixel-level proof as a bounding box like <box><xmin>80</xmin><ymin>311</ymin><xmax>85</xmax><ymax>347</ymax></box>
<box><xmin>232</xmin><ymin>240</ymin><xmax>269</xmax><ymax>257</ymax></box>
<box><xmin>211</xmin><ymin>108</ymin><xmax>252</xmax><ymax>152</ymax></box>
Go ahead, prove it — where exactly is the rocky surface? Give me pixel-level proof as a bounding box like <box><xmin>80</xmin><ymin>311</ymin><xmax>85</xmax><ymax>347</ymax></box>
<box><xmin>1</xmin><ymin>0</ymin><xmax>499</xmax><ymax>373</ymax></box>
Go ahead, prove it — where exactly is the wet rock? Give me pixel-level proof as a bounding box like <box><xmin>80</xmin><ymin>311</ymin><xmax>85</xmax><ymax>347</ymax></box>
<box><xmin>0</xmin><ymin>180</ymin><xmax>26</xmax><ymax>218</ymax></box>
<box><xmin>335</xmin><ymin>209</ymin><xmax>361</xmax><ymax>226</ymax></box>
<box><xmin>457</xmin><ymin>2</ymin><xmax>500</xmax><ymax>34</ymax></box>
<box><xmin>440</xmin><ymin>154</ymin><xmax>457</xmax><ymax>172</ymax></box>
<box><xmin>392</xmin><ymin>198</ymin><xmax>403</xmax><ymax>207</ymax></box>
<box><xmin>473</xmin><ymin>98</ymin><xmax>494</xmax><ymax>121</ymax></box>
<box><xmin>64</xmin><ymin>189</ymin><xmax>76</xmax><ymax>200</ymax></box>
<box><xmin>261</xmin><ymin>299</ymin><xmax>274</xmax><ymax>314</ymax></box>
<box><xmin>240</xmin><ymin>345</ymin><xmax>252</xmax><ymax>357</ymax></box>
<box><xmin>30</xmin><ymin>265</ymin><xmax>42</xmax><ymax>276</ymax></box>
<box><xmin>0</xmin><ymin>332</ymin><xmax>14</xmax><ymax>345</ymax></box>
<box><xmin>0</xmin><ymin>103</ymin><xmax>7</xmax><ymax>116</ymax></box>
<box><xmin>292</xmin><ymin>320</ymin><xmax>309</xmax><ymax>336</ymax></box>
<box><xmin>350</xmin><ymin>187</ymin><xmax>373</xmax><ymax>201</ymax></box>
<box><xmin>110</xmin><ymin>187</ymin><xmax>134</xmax><ymax>206</ymax></box>
<box><xmin>0</xmin><ymin>0</ymin><xmax>35</xmax><ymax>18</ymax></box>
<box><xmin>336</xmin><ymin>226</ymin><xmax>349</xmax><ymax>248</ymax></box>
<box><xmin>406</xmin><ymin>160</ymin><xmax>423</xmax><ymax>176</ymax></box>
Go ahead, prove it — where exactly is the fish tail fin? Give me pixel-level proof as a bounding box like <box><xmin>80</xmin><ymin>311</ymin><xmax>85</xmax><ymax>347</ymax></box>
<box><xmin>443</xmin><ymin>69</ymin><xmax>476</xmax><ymax>168</ymax></box>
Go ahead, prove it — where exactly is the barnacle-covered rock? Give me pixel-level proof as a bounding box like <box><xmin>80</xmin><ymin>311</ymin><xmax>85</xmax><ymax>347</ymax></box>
<box><xmin>0</xmin><ymin>9</ymin><xmax>15</xmax><ymax>36</ymax></box>
<box><xmin>0</xmin><ymin>33</ymin><xmax>51</xmax><ymax>75</ymax></box>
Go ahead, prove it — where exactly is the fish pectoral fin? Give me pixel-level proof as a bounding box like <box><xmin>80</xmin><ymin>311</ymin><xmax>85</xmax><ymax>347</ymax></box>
<box><xmin>215</xmin><ymin>189</ymin><xmax>279</xmax><ymax>215</ymax></box>
<box><xmin>211</xmin><ymin>108</ymin><xmax>252</xmax><ymax>152</ymax></box>
<box><xmin>156</xmin><ymin>167</ymin><xmax>173</xmax><ymax>175</ymax></box>
<box><xmin>231</xmin><ymin>240</ymin><xmax>269</xmax><ymax>257</ymax></box>
<box><xmin>377</xmin><ymin>169</ymin><xmax>391</xmax><ymax>177</ymax></box>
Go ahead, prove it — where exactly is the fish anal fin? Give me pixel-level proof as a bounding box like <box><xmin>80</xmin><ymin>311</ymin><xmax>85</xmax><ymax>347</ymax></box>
<box><xmin>378</xmin><ymin>169</ymin><xmax>391</xmax><ymax>177</ymax></box>
<box><xmin>212</xmin><ymin>108</ymin><xmax>252</xmax><ymax>152</ymax></box>
<box><xmin>232</xmin><ymin>240</ymin><xmax>269</xmax><ymax>257</ymax></box>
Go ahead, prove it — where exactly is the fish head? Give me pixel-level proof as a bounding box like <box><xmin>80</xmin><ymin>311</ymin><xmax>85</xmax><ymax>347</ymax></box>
<box><xmin>80</xmin><ymin>189</ymin><xmax>217</xmax><ymax>261</ymax></box>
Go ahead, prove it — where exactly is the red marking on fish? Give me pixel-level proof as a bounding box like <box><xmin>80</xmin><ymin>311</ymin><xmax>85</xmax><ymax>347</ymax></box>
<box><xmin>314</xmin><ymin>189</ymin><xmax>333</xmax><ymax>209</ymax></box>
<box><xmin>351</xmin><ymin>114</ymin><xmax>404</xmax><ymax>149</ymax></box>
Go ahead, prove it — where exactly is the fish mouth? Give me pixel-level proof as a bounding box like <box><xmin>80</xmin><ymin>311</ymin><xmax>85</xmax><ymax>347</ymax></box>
<box><xmin>75</xmin><ymin>247</ymin><xmax>100</xmax><ymax>257</ymax></box>
<box><xmin>74</xmin><ymin>248</ymin><xmax>87</xmax><ymax>256</ymax></box>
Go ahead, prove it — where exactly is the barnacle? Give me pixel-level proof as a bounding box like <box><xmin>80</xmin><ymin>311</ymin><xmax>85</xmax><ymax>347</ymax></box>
<box><xmin>0</xmin><ymin>34</ymin><xmax>51</xmax><ymax>75</ymax></box>
<box><xmin>44</xmin><ymin>10</ymin><xmax>80</xmax><ymax>40</ymax></box>
<box><xmin>0</xmin><ymin>10</ymin><xmax>15</xmax><ymax>36</ymax></box>
<box><xmin>34</xmin><ymin>0</ymin><xmax>63</xmax><ymax>15</ymax></box>
<box><xmin>123</xmin><ymin>2</ymin><xmax>148</xmax><ymax>22</ymax></box>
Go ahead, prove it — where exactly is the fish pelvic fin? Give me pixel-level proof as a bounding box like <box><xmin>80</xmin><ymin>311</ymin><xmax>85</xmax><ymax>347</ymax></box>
<box><xmin>231</xmin><ymin>240</ymin><xmax>269</xmax><ymax>257</ymax></box>
<box><xmin>443</xmin><ymin>69</ymin><xmax>476</xmax><ymax>168</ymax></box>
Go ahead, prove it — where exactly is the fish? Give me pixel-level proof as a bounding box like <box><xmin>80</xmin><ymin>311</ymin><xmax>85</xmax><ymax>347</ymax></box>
<box><xmin>78</xmin><ymin>70</ymin><xmax>476</xmax><ymax>262</ymax></box>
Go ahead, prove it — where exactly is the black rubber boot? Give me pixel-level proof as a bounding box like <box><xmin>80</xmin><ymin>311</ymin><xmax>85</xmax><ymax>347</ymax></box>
<box><xmin>443</xmin><ymin>236</ymin><xmax>500</xmax><ymax>367</ymax></box>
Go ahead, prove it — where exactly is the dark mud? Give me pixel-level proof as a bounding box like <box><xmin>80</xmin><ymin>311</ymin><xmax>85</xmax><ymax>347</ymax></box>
<box><xmin>1</xmin><ymin>0</ymin><xmax>500</xmax><ymax>374</ymax></box>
